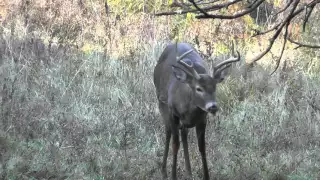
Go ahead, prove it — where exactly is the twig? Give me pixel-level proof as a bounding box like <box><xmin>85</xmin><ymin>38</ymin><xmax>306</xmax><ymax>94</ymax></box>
<box><xmin>288</xmin><ymin>38</ymin><xmax>320</xmax><ymax>49</ymax></box>
<box><xmin>249</xmin><ymin>27</ymin><xmax>283</xmax><ymax>64</ymax></box>
<box><xmin>290</xmin><ymin>0</ymin><xmax>320</xmax><ymax>17</ymax></box>
<box><xmin>271</xmin><ymin>0</ymin><xmax>293</xmax><ymax>17</ymax></box>
<box><xmin>155</xmin><ymin>0</ymin><xmax>320</xmax><ymax>66</ymax></box>
<box><xmin>270</xmin><ymin>22</ymin><xmax>290</xmax><ymax>75</ymax></box>
<box><xmin>249</xmin><ymin>0</ymin><xmax>320</xmax><ymax>66</ymax></box>
<box><xmin>247</xmin><ymin>0</ymin><xmax>260</xmax><ymax>9</ymax></box>
<box><xmin>170</xmin><ymin>0</ymin><xmax>191</xmax><ymax>10</ymax></box>
<box><xmin>269</xmin><ymin>0</ymin><xmax>300</xmax><ymax>75</ymax></box>
<box><xmin>187</xmin><ymin>0</ymin><xmax>221</xmax><ymax>6</ymax></box>
<box><xmin>155</xmin><ymin>0</ymin><xmax>242</xmax><ymax>16</ymax></box>
<box><xmin>252</xmin><ymin>0</ymin><xmax>319</xmax><ymax>37</ymax></box>
<box><xmin>174</xmin><ymin>0</ymin><xmax>221</xmax><ymax>7</ymax></box>
<box><xmin>188</xmin><ymin>0</ymin><xmax>211</xmax><ymax>17</ymax></box>
<box><xmin>302</xmin><ymin>4</ymin><xmax>315</xmax><ymax>32</ymax></box>
<box><xmin>251</xmin><ymin>22</ymin><xmax>281</xmax><ymax>37</ymax></box>
<box><xmin>196</xmin><ymin>0</ymin><xmax>265</xmax><ymax>19</ymax></box>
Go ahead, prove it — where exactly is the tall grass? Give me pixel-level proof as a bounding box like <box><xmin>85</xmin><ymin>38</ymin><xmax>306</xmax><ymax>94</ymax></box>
<box><xmin>1</xmin><ymin>34</ymin><xmax>320</xmax><ymax>180</ymax></box>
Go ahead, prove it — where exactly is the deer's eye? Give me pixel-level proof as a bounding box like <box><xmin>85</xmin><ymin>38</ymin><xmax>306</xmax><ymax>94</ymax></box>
<box><xmin>196</xmin><ymin>87</ymin><xmax>203</xmax><ymax>92</ymax></box>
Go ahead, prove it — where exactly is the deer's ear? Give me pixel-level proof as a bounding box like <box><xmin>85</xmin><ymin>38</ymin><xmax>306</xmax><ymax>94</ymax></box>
<box><xmin>213</xmin><ymin>64</ymin><xmax>231</xmax><ymax>83</ymax></box>
<box><xmin>214</xmin><ymin>70</ymin><xmax>226</xmax><ymax>83</ymax></box>
<box><xmin>172</xmin><ymin>66</ymin><xmax>190</xmax><ymax>82</ymax></box>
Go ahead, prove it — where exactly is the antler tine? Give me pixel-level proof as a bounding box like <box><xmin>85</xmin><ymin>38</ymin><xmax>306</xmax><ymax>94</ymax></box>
<box><xmin>176</xmin><ymin>58</ymin><xmax>201</xmax><ymax>80</ymax></box>
<box><xmin>174</xmin><ymin>48</ymin><xmax>200</xmax><ymax>80</ymax></box>
<box><xmin>177</xmin><ymin>49</ymin><xmax>193</xmax><ymax>61</ymax></box>
<box><xmin>214</xmin><ymin>51</ymin><xmax>240</xmax><ymax>71</ymax></box>
<box><xmin>213</xmin><ymin>64</ymin><xmax>231</xmax><ymax>77</ymax></box>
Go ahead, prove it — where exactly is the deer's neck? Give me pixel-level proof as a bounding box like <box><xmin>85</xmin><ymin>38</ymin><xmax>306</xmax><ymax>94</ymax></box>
<box><xmin>169</xmin><ymin>80</ymin><xmax>197</xmax><ymax>115</ymax></box>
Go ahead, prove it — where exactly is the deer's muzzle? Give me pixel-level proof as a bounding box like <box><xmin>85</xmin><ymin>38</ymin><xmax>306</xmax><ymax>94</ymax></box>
<box><xmin>205</xmin><ymin>101</ymin><xmax>218</xmax><ymax>114</ymax></box>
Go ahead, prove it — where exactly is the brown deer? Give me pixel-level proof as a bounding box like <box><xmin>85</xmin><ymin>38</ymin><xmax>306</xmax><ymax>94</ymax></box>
<box><xmin>153</xmin><ymin>42</ymin><xmax>240</xmax><ymax>180</ymax></box>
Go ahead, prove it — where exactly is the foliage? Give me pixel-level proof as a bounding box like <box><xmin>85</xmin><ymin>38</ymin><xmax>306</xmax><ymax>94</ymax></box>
<box><xmin>108</xmin><ymin>0</ymin><xmax>164</xmax><ymax>14</ymax></box>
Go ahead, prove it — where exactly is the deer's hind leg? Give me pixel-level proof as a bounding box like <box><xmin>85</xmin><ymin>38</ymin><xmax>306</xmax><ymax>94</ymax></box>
<box><xmin>158</xmin><ymin>101</ymin><xmax>171</xmax><ymax>179</ymax></box>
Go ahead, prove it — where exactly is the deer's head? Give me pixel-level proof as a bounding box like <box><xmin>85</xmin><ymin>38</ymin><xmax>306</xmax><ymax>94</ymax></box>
<box><xmin>172</xmin><ymin>49</ymin><xmax>240</xmax><ymax>114</ymax></box>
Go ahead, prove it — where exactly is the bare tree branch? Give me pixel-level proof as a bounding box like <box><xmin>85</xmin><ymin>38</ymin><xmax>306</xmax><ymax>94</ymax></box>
<box><xmin>190</xmin><ymin>0</ymin><xmax>220</xmax><ymax>6</ymax></box>
<box><xmin>170</xmin><ymin>0</ymin><xmax>192</xmax><ymax>10</ymax></box>
<box><xmin>290</xmin><ymin>0</ymin><xmax>320</xmax><ymax>17</ymax></box>
<box><xmin>252</xmin><ymin>0</ymin><xmax>319</xmax><ymax>37</ymax></box>
<box><xmin>247</xmin><ymin>0</ymin><xmax>260</xmax><ymax>9</ymax></box>
<box><xmin>270</xmin><ymin>0</ymin><xmax>301</xmax><ymax>75</ymax></box>
<box><xmin>188</xmin><ymin>0</ymin><xmax>211</xmax><ymax>17</ymax></box>
<box><xmin>271</xmin><ymin>0</ymin><xmax>293</xmax><ymax>18</ymax></box>
<box><xmin>270</xmin><ymin>22</ymin><xmax>290</xmax><ymax>75</ymax></box>
<box><xmin>248</xmin><ymin>27</ymin><xmax>283</xmax><ymax>64</ymax></box>
<box><xmin>251</xmin><ymin>22</ymin><xmax>281</xmax><ymax>37</ymax></box>
<box><xmin>246</xmin><ymin>0</ymin><xmax>320</xmax><ymax>65</ymax></box>
<box><xmin>196</xmin><ymin>0</ymin><xmax>265</xmax><ymax>19</ymax></box>
<box><xmin>174</xmin><ymin>0</ymin><xmax>221</xmax><ymax>7</ymax></box>
<box><xmin>155</xmin><ymin>0</ymin><xmax>242</xmax><ymax>16</ymax></box>
<box><xmin>187</xmin><ymin>0</ymin><xmax>259</xmax><ymax>17</ymax></box>
<box><xmin>288</xmin><ymin>38</ymin><xmax>320</xmax><ymax>49</ymax></box>
<box><xmin>302</xmin><ymin>4</ymin><xmax>315</xmax><ymax>32</ymax></box>
<box><xmin>249</xmin><ymin>0</ymin><xmax>300</xmax><ymax>65</ymax></box>
<box><xmin>155</xmin><ymin>0</ymin><xmax>320</xmax><ymax>68</ymax></box>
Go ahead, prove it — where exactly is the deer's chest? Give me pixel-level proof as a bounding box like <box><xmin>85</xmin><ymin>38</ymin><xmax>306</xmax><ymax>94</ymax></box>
<box><xmin>177</xmin><ymin>108</ymin><xmax>207</xmax><ymax>128</ymax></box>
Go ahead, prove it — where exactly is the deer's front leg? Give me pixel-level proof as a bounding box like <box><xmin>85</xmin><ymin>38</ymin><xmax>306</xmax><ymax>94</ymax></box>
<box><xmin>181</xmin><ymin>128</ymin><xmax>192</xmax><ymax>177</ymax></box>
<box><xmin>171</xmin><ymin>115</ymin><xmax>180</xmax><ymax>180</ymax></box>
<box><xmin>196</xmin><ymin>123</ymin><xmax>209</xmax><ymax>180</ymax></box>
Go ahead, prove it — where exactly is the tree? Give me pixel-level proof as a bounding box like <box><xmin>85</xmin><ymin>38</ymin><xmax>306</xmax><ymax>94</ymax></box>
<box><xmin>155</xmin><ymin>0</ymin><xmax>320</xmax><ymax>74</ymax></box>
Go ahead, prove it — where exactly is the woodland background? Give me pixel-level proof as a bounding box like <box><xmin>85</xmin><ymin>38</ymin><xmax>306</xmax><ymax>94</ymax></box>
<box><xmin>0</xmin><ymin>0</ymin><xmax>320</xmax><ymax>179</ymax></box>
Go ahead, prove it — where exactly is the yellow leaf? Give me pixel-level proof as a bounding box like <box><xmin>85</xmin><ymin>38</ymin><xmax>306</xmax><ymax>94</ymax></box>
<box><xmin>274</xmin><ymin>0</ymin><xmax>281</xmax><ymax>7</ymax></box>
<box><xmin>186</xmin><ymin>12</ymin><xmax>195</xmax><ymax>24</ymax></box>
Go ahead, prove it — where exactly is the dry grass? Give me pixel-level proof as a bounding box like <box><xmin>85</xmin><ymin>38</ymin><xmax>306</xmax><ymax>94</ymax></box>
<box><xmin>1</xmin><ymin>1</ymin><xmax>320</xmax><ymax>180</ymax></box>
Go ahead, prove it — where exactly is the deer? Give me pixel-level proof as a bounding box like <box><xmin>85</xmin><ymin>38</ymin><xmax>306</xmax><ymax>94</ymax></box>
<box><xmin>153</xmin><ymin>42</ymin><xmax>240</xmax><ymax>180</ymax></box>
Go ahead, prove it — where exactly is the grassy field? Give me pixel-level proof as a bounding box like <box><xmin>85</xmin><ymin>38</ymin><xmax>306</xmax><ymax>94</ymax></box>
<box><xmin>1</xmin><ymin>1</ymin><xmax>320</xmax><ymax>180</ymax></box>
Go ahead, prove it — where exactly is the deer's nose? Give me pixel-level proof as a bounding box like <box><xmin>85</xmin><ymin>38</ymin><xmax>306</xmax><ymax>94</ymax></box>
<box><xmin>205</xmin><ymin>101</ymin><xmax>218</xmax><ymax>114</ymax></box>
